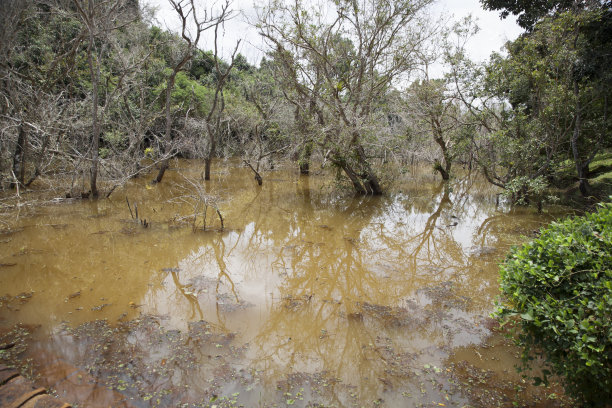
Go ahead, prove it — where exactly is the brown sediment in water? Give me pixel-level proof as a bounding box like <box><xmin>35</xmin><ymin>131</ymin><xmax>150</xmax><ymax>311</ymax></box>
<box><xmin>0</xmin><ymin>159</ymin><xmax>573</xmax><ymax>407</ymax></box>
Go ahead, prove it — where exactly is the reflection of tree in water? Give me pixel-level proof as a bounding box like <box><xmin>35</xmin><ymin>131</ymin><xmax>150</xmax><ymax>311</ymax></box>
<box><xmin>250</xmin><ymin>189</ymin><xmax>431</xmax><ymax>394</ymax></box>
<box><xmin>246</xmin><ymin>174</ymin><xmax>519</xmax><ymax>401</ymax></box>
<box><xmin>170</xmin><ymin>269</ymin><xmax>203</xmax><ymax>320</ymax></box>
<box><xmin>249</xmin><ymin>194</ymin><xmax>398</xmax><ymax>399</ymax></box>
<box><xmin>158</xmin><ymin>230</ymin><xmax>244</xmax><ymax>333</ymax></box>
<box><xmin>405</xmin><ymin>181</ymin><xmax>455</xmax><ymax>273</ymax></box>
<box><xmin>129</xmin><ymin>164</ymin><xmax>550</xmax><ymax>404</ymax></box>
<box><xmin>366</xmin><ymin>179</ymin><xmax>469</xmax><ymax>283</ymax></box>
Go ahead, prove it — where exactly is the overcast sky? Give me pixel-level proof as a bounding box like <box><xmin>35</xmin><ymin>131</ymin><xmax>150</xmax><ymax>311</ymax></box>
<box><xmin>144</xmin><ymin>0</ymin><xmax>524</xmax><ymax>72</ymax></box>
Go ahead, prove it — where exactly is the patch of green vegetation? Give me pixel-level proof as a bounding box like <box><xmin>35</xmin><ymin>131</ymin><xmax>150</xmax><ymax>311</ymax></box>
<box><xmin>551</xmin><ymin>151</ymin><xmax>612</xmax><ymax>203</ymax></box>
<box><xmin>590</xmin><ymin>171</ymin><xmax>612</xmax><ymax>197</ymax></box>
<box><xmin>495</xmin><ymin>202</ymin><xmax>612</xmax><ymax>406</ymax></box>
<box><xmin>588</xmin><ymin>153</ymin><xmax>612</xmax><ymax>177</ymax></box>
<box><xmin>588</xmin><ymin>152</ymin><xmax>612</xmax><ymax>197</ymax></box>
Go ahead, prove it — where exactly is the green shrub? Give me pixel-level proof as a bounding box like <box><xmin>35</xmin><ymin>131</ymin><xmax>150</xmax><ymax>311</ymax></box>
<box><xmin>495</xmin><ymin>202</ymin><xmax>612</xmax><ymax>406</ymax></box>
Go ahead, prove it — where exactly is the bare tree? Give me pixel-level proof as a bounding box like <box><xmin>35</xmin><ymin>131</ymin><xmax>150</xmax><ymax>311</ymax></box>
<box><xmin>259</xmin><ymin>0</ymin><xmax>437</xmax><ymax>195</ymax></box>
<box><xmin>405</xmin><ymin>78</ymin><xmax>462</xmax><ymax>180</ymax></box>
<box><xmin>72</xmin><ymin>0</ymin><xmax>137</xmax><ymax>197</ymax></box>
<box><xmin>203</xmin><ymin>21</ymin><xmax>239</xmax><ymax>181</ymax></box>
<box><xmin>265</xmin><ymin>50</ymin><xmax>323</xmax><ymax>175</ymax></box>
<box><xmin>171</xmin><ymin>173</ymin><xmax>224</xmax><ymax>230</ymax></box>
<box><xmin>90</xmin><ymin>9</ymin><xmax>169</xmax><ymax>195</ymax></box>
<box><xmin>154</xmin><ymin>0</ymin><xmax>233</xmax><ymax>184</ymax></box>
<box><xmin>239</xmin><ymin>60</ymin><xmax>292</xmax><ymax>185</ymax></box>
<box><xmin>0</xmin><ymin>1</ymin><xmax>87</xmax><ymax>190</ymax></box>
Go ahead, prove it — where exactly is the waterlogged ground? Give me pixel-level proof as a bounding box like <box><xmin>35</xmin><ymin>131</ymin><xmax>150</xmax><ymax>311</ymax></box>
<box><xmin>0</xmin><ymin>160</ymin><xmax>572</xmax><ymax>407</ymax></box>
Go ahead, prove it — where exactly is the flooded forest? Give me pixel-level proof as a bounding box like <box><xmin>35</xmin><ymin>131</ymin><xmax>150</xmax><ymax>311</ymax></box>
<box><xmin>0</xmin><ymin>0</ymin><xmax>610</xmax><ymax>407</ymax></box>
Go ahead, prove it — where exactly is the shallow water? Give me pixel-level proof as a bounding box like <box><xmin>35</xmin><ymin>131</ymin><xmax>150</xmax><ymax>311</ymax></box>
<box><xmin>0</xmin><ymin>159</ymin><xmax>570</xmax><ymax>407</ymax></box>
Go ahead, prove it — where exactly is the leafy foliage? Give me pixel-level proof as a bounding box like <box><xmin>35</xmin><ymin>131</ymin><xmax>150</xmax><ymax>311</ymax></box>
<box><xmin>496</xmin><ymin>202</ymin><xmax>612</xmax><ymax>406</ymax></box>
<box><xmin>479</xmin><ymin>0</ymin><xmax>612</xmax><ymax>31</ymax></box>
<box><xmin>480</xmin><ymin>0</ymin><xmax>577</xmax><ymax>30</ymax></box>
<box><xmin>451</xmin><ymin>7</ymin><xmax>612</xmax><ymax>201</ymax></box>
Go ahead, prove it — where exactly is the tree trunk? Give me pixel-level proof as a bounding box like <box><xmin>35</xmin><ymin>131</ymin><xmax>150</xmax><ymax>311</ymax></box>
<box><xmin>154</xmin><ymin>72</ymin><xmax>177</xmax><ymax>183</ymax></box>
<box><xmin>355</xmin><ymin>144</ymin><xmax>383</xmax><ymax>195</ymax></box>
<box><xmin>25</xmin><ymin>132</ymin><xmax>49</xmax><ymax>187</ymax></box>
<box><xmin>334</xmin><ymin>153</ymin><xmax>383</xmax><ymax>195</ymax></box>
<box><xmin>341</xmin><ymin>161</ymin><xmax>367</xmax><ymax>195</ymax></box>
<box><xmin>571</xmin><ymin>82</ymin><xmax>590</xmax><ymax>196</ymax></box>
<box><xmin>299</xmin><ymin>161</ymin><xmax>310</xmax><ymax>175</ymax></box>
<box><xmin>362</xmin><ymin>170</ymin><xmax>383</xmax><ymax>195</ymax></box>
<box><xmin>204</xmin><ymin>123</ymin><xmax>216</xmax><ymax>181</ymax></box>
<box><xmin>204</xmin><ymin>158</ymin><xmax>212</xmax><ymax>181</ymax></box>
<box><xmin>87</xmin><ymin>29</ymin><xmax>100</xmax><ymax>198</ymax></box>
<box><xmin>434</xmin><ymin>160</ymin><xmax>450</xmax><ymax>181</ymax></box>
<box><xmin>155</xmin><ymin>159</ymin><xmax>169</xmax><ymax>183</ymax></box>
<box><xmin>433</xmin><ymin>126</ymin><xmax>451</xmax><ymax>180</ymax></box>
<box><xmin>299</xmin><ymin>142</ymin><xmax>312</xmax><ymax>175</ymax></box>
<box><xmin>243</xmin><ymin>160</ymin><xmax>263</xmax><ymax>185</ymax></box>
<box><xmin>11</xmin><ymin>124</ymin><xmax>27</xmax><ymax>187</ymax></box>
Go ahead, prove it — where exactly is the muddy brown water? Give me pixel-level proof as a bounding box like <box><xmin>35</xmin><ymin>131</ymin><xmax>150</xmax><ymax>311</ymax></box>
<box><xmin>0</xmin><ymin>159</ymin><xmax>572</xmax><ymax>407</ymax></box>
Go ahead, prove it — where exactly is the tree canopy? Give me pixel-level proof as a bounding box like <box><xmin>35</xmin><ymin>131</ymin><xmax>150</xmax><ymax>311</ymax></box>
<box><xmin>0</xmin><ymin>0</ymin><xmax>609</xmax><ymax>202</ymax></box>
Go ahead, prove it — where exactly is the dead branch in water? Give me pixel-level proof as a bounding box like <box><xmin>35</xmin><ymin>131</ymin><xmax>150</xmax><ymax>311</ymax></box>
<box><xmin>125</xmin><ymin>196</ymin><xmax>149</xmax><ymax>228</ymax></box>
<box><xmin>243</xmin><ymin>160</ymin><xmax>262</xmax><ymax>185</ymax></box>
<box><xmin>170</xmin><ymin>173</ymin><xmax>224</xmax><ymax>231</ymax></box>
<box><xmin>126</xmin><ymin>196</ymin><xmax>134</xmax><ymax>219</ymax></box>
<box><xmin>215</xmin><ymin>208</ymin><xmax>224</xmax><ymax>229</ymax></box>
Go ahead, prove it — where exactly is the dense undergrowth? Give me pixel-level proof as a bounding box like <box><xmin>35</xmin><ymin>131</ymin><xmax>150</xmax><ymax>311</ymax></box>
<box><xmin>496</xmin><ymin>202</ymin><xmax>612</xmax><ymax>406</ymax></box>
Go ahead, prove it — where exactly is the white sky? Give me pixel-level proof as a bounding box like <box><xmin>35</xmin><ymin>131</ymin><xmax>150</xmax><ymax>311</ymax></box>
<box><xmin>434</xmin><ymin>0</ymin><xmax>523</xmax><ymax>61</ymax></box>
<box><xmin>144</xmin><ymin>0</ymin><xmax>523</xmax><ymax>71</ymax></box>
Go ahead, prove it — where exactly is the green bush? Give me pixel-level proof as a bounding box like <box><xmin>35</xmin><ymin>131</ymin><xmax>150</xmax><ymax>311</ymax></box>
<box><xmin>495</xmin><ymin>202</ymin><xmax>612</xmax><ymax>406</ymax></box>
